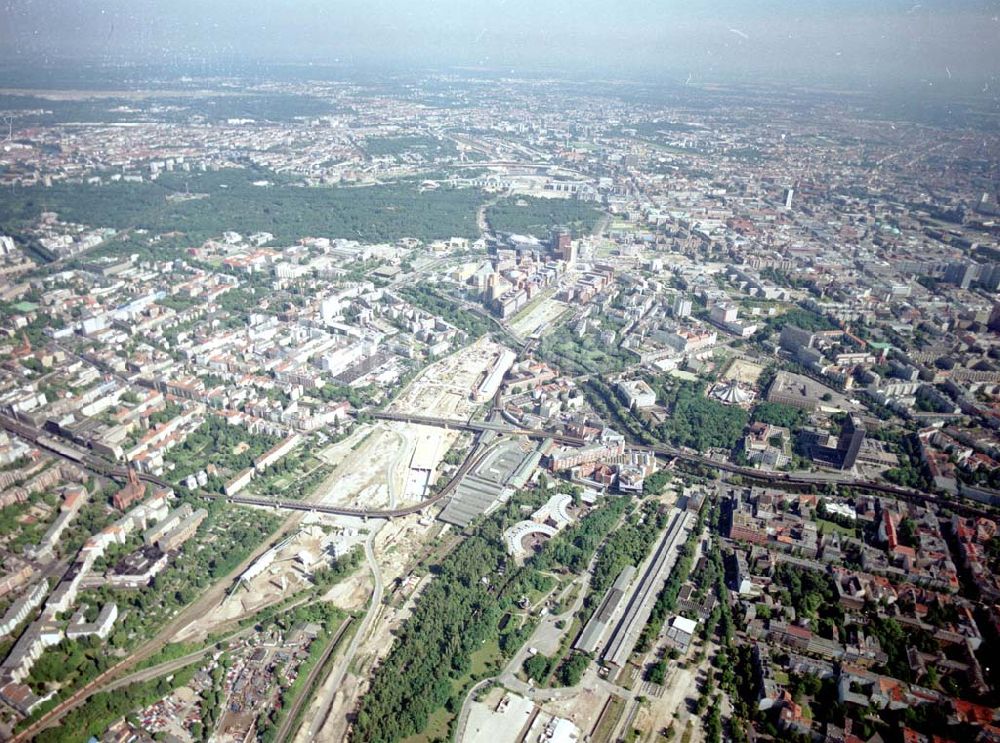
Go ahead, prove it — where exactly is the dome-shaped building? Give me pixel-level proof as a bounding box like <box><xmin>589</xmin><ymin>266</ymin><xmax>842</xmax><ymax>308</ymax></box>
<box><xmin>710</xmin><ymin>381</ymin><xmax>753</xmax><ymax>406</ymax></box>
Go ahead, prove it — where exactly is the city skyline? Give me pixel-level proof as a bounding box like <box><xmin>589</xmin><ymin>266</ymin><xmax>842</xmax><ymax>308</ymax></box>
<box><xmin>0</xmin><ymin>5</ymin><xmax>999</xmax><ymax>742</ymax></box>
<box><xmin>2</xmin><ymin>0</ymin><xmax>999</xmax><ymax>93</ymax></box>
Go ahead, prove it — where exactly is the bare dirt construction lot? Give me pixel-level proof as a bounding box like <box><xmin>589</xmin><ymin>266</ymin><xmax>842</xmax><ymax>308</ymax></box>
<box><xmin>722</xmin><ymin>357</ymin><xmax>765</xmax><ymax>386</ymax></box>
<box><xmin>631</xmin><ymin>662</ymin><xmax>699</xmax><ymax>742</ymax></box>
<box><xmin>232</xmin><ymin>341</ymin><xmax>505</xmax><ymax>740</ymax></box>
<box><xmin>510</xmin><ymin>294</ymin><xmax>570</xmax><ymax>338</ymax></box>
<box><xmin>314</xmin><ymin>339</ymin><xmax>512</xmax><ymax>513</ymax></box>
<box><xmin>391</xmin><ymin>337</ymin><xmax>507</xmax><ymax>419</ymax></box>
<box><xmin>381</xmin><ymin>337</ymin><xmax>511</xmax><ymax>498</ymax></box>
<box><xmin>539</xmin><ymin>686</ymin><xmax>610</xmax><ymax>739</ymax></box>
<box><xmin>305</xmin><ymin>513</ymin><xmax>448</xmax><ymax>742</ymax></box>
<box><xmin>314</xmin><ymin>422</ymin><xmax>420</xmax><ymax>510</ymax></box>
<box><xmin>173</xmin><ymin>519</ymin><xmax>368</xmax><ymax>643</ymax></box>
<box><xmin>313</xmin><ymin>422</ymin><xmax>467</xmax><ymax>512</ymax></box>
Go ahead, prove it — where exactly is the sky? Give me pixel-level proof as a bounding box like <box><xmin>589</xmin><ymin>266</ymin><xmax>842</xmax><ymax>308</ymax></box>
<box><xmin>1</xmin><ymin>0</ymin><xmax>998</xmax><ymax>91</ymax></box>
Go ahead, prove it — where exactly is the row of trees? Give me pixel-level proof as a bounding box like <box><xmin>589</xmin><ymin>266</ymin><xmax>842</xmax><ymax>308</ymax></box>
<box><xmin>585</xmin><ymin>501</ymin><xmax>669</xmax><ymax>622</ymax></box>
<box><xmin>635</xmin><ymin>502</ymin><xmax>706</xmax><ymax>652</ymax></box>
<box><xmin>529</xmin><ymin>502</ymin><xmax>671</xmax><ymax>691</ymax></box>
<box><xmin>523</xmin><ymin>647</ymin><xmax>590</xmax><ymax>687</ymax></box>
<box><xmin>694</xmin><ymin>529</ymin><xmax>747</xmax><ymax>743</ymax></box>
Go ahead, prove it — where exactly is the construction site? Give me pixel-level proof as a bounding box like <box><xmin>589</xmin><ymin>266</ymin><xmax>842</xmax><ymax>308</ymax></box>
<box><xmin>173</xmin><ymin>521</ymin><xmax>368</xmax><ymax>643</ymax></box>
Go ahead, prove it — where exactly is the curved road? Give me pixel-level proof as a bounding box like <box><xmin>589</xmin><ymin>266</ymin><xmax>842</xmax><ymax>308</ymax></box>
<box><xmin>300</xmin><ymin>527</ymin><xmax>384</xmax><ymax>741</ymax></box>
<box><xmin>455</xmin><ymin>550</ymin><xmax>598</xmax><ymax>741</ymax></box>
<box><xmin>0</xmin><ymin>414</ymin><xmax>486</xmax><ymax>520</ymax></box>
<box><xmin>369</xmin><ymin>412</ymin><xmax>997</xmax><ymax>519</ymax></box>
<box><xmin>3</xmin><ymin>401</ymin><xmax>992</xmax><ymax>738</ymax></box>
<box><xmin>12</xmin><ymin>396</ymin><xmax>983</xmax><ymax>522</ymax></box>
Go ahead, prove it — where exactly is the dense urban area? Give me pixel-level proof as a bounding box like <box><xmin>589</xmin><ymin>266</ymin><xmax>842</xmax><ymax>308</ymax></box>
<box><xmin>0</xmin><ymin>65</ymin><xmax>997</xmax><ymax>743</ymax></box>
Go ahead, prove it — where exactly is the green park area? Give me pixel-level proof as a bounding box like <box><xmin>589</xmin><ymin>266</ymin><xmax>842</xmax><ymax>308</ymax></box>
<box><xmin>486</xmin><ymin>195</ymin><xmax>603</xmax><ymax>237</ymax></box>
<box><xmin>0</xmin><ymin>168</ymin><xmax>486</xmax><ymax>249</ymax></box>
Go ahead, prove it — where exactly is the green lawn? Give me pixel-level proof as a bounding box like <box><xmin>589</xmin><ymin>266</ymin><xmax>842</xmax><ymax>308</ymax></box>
<box><xmin>525</xmin><ymin>574</ymin><xmax>556</xmax><ymax>607</ymax></box>
<box><xmin>449</xmin><ymin>637</ymin><xmax>504</xmax><ymax>699</ymax></box>
<box><xmin>816</xmin><ymin>517</ymin><xmax>855</xmax><ymax>537</ymax></box>
<box><xmin>396</xmin><ymin>638</ymin><xmax>504</xmax><ymax>743</ymax></box>
<box><xmin>401</xmin><ymin>707</ymin><xmax>453</xmax><ymax>743</ymax></box>
<box><xmin>469</xmin><ymin>637</ymin><xmax>503</xmax><ymax>677</ymax></box>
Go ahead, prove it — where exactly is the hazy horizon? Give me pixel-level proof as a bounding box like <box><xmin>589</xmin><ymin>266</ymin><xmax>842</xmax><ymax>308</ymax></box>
<box><xmin>1</xmin><ymin>0</ymin><xmax>998</xmax><ymax>96</ymax></box>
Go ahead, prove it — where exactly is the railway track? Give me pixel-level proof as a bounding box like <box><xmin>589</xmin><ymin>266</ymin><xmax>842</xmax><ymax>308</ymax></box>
<box><xmin>0</xmin><ymin>412</ymin><xmax>996</xmax><ymax>519</ymax></box>
<box><xmin>0</xmin><ymin>414</ymin><xmax>486</xmax><ymax>520</ymax></box>
<box><xmin>371</xmin><ymin>412</ymin><xmax>997</xmax><ymax>519</ymax></box>
<box><xmin>272</xmin><ymin>616</ymin><xmax>355</xmax><ymax>743</ymax></box>
<box><xmin>5</xmin><ymin>411</ymin><xmax>995</xmax><ymax>520</ymax></box>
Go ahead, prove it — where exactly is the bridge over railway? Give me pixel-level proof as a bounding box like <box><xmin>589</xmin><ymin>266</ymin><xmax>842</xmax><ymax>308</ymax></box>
<box><xmin>3</xmin><ymin>412</ymin><xmax>994</xmax><ymax>520</ymax></box>
<box><xmin>370</xmin><ymin>412</ymin><xmax>996</xmax><ymax>519</ymax></box>
<box><xmin>0</xmin><ymin>413</ymin><xmax>486</xmax><ymax>520</ymax></box>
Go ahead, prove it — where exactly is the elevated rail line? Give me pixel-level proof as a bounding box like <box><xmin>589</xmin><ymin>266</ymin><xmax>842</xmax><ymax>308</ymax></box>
<box><xmin>0</xmin><ymin>414</ymin><xmax>486</xmax><ymax>520</ymax></box>
<box><xmin>370</xmin><ymin>412</ymin><xmax>996</xmax><ymax>519</ymax></box>
<box><xmin>3</xmin><ymin>412</ymin><xmax>994</xmax><ymax>520</ymax></box>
